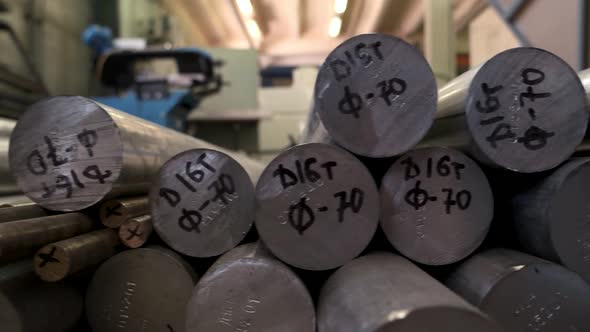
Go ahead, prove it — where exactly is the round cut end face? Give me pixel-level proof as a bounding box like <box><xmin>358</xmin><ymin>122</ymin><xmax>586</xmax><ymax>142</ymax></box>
<box><xmin>9</xmin><ymin>96</ymin><xmax>123</xmax><ymax>211</ymax></box>
<box><xmin>466</xmin><ymin>47</ymin><xmax>588</xmax><ymax>172</ymax></box>
<box><xmin>150</xmin><ymin>149</ymin><xmax>255</xmax><ymax>257</ymax></box>
<box><xmin>550</xmin><ymin>160</ymin><xmax>590</xmax><ymax>283</ymax></box>
<box><xmin>256</xmin><ymin>143</ymin><xmax>379</xmax><ymax>270</ymax></box>
<box><xmin>86</xmin><ymin>247</ymin><xmax>196</xmax><ymax>332</ymax></box>
<box><xmin>481</xmin><ymin>263</ymin><xmax>590</xmax><ymax>332</ymax></box>
<box><xmin>376</xmin><ymin>307</ymin><xmax>501</xmax><ymax>332</ymax></box>
<box><xmin>380</xmin><ymin>147</ymin><xmax>493</xmax><ymax>265</ymax></box>
<box><xmin>314</xmin><ymin>34</ymin><xmax>437</xmax><ymax>158</ymax></box>
<box><xmin>34</xmin><ymin>245</ymin><xmax>71</xmax><ymax>282</ymax></box>
<box><xmin>119</xmin><ymin>217</ymin><xmax>152</xmax><ymax>248</ymax></box>
<box><xmin>187</xmin><ymin>256</ymin><xmax>315</xmax><ymax>332</ymax></box>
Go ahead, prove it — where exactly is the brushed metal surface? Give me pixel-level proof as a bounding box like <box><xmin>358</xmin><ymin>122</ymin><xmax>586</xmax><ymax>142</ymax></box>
<box><xmin>255</xmin><ymin>143</ymin><xmax>379</xmax><ymax>270</ymax></box>
<box><xmin>0</xmin><ymin>203</ymin><xmax>47</xmax><ymax>223</ymax></box>
<box><xmin>151</xmin><ymin>148</ymin><xmax>255</xmax><ymax>257</ymax></box>
<box><xmin>380</xmin><ymin>146</ymin><xmax>493</xmax><ymax>265</ymax></box>
<box><xmin>318</xmin><ymin>252</ymin><xmax>501</xmax><ymax>332</ymax></box>
<box><xmin>313</xmin><ymin>33</ymin><xmax>437</xmax><ymax>158</ymax></box>
<box><xmin>186</xmin><ymin>242</ymin><xmax>315</xmax><ymax>332</ymax></box>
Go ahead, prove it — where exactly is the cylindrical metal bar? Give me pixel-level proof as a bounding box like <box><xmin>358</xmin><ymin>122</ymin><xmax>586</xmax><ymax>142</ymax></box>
<box><xmin>379</xmin><ymin>146</ymin><xmax>493</xmax><ymax>265</ymax></box>
<box><xmin>0</xmin><ymin>195</ymin><xmax>33</xmax><ymax>207</ymax></box>
<box><xmin>511</xmin><ymin>157</ymin><xmax>590</xmax><ymax>283</ymax></box>
<box><xmin>150</xmin><ymin>148</ymin><xmax>260</xmax><ymax>257</ymax></box>
<box><xmin>86</xmin><ymin>246</ymin><xmax>197</xmax><ymax>332</ymax></box>
<box><xmin>0</xmin><ymin>203</ymin><xmax>47</xmax><ymax>223</ymax></box>
<box><xmin>34</xmin><ymin>228</ymin><xmax>120</xmax><ymax>282</ymax></box>
<box><xmin>0</xmin><ymin>213</ymin><xmax>94</xmax><ymax>261</ymax></box>
<box><xmin>119</xmin><ymin>214</ymin><xmax>152</xmax><ymax>248</ymax></box>
<box><xmin>306</xmin><ymin>33</ymin><xmax>437</xmax><ymax>158</ymax></box>
<box><xmin>0</xmin><ymin>260</ymin><xmax>83</xmax><ymax>332</ymax></box>
<box><xmin>318</xmin><ymin>252</ymin><xmax>501</xmax><ymax>332</ymax></box>
<box><xmin>428</xmin><ymin>47</ymin><xmax>588</xmax><ymax>173</ymax></box>
<box><xmin>9</xmin><ymin>96</ymin><xmax>263</xmax><ymax>211</ymax></box>
<box><xmin>0</xmin><ymin>137</ymin><xmax>18</xmax><ymax>194</ymax></box>
<box><xmin>446</xmin><ymin>248</ymin><xmax>590</xmax><ymax>332</ymax></box>
<box><xmin>187</xmin><ymin>242</ymin><xmax>316</xmax><ymax>332</ymax></box>
<box><xmin>99</xmin><ymin>196</ymin><xmax>148</xmax><ymax>228</ymax></box>
<box><xmin>579</xmin><ymin>68</ymin><xmax>590</xmax><ymax>102</ymax></box>
<box><xmin>255</xmin><ymin>143</ymin><xmax>379</xmax><ymax>270</ymax></box>
<box><xmin>0</xmin><ymin>117</ymin><xmax>16</xmax><ymax>137</ymax></box>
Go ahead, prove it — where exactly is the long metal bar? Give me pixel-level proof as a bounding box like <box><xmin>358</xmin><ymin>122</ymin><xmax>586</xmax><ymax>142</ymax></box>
<box><xmin>0</xmin><ymin>203</ymin><xmax>47</xmax><ymax>223</ymax></box>
<box><xmin>255</xmin><ymin>143</ymin><xmax>380</xmax><ymax>270</ymax></box>
<box><xmin>150</xmin><ymin>148</ymin><xmax>261</xmax><ymax>257</ymax></box>
<box><xmin>9</xmin><ymin>96</ymin><xmax>264</xmax><ymax>211</ymax></box>
<box><xmin>0</xmin><ymin>138</ymin><xmax>18</xmax><ymax>194</ymax></box>
<box><xmin>99</xmin><ymin>196</ymin><xmax>148</xmax><ymax>228</ymax></box>
<box><xmin>445</xmin><ymin>248</ymin><xmax>590</xmax><ymax>332</ymax></box>
<box><xmin>119</xmin><ymin>214</ymin><xmax>152</xmax><ymax>248</ymax></box>
<box><xmin>0</xmin><ymin>213</ymin><xmax>94</xmax><ymax>261</ymax></box>
<box><xmin>86</xmin><ymin>246</ymin><xmax>197</xmax><ymax>332</ymax></box>
<box><xmin>0</xmin><ymin>260</ymin><xmax>83</xmax><ymax>332</ymax></box>
<box><xmin>511</xmin><ymin>157</ymin><xmax>590</xmax><ymax>283</ymax></box>
<box><xmin>304</xmin><ymin>33</ymin><xmax>437</xmax><ymax>158</ymax></box>
<box><xmin>187</xmin><ymin>242</ymin><xmax>316</xmax><ymax>332</ymax></box>
<box><xmin>318</xmin><ymin>252</ymin><xmax>501</xmax><ymax>332</ymax></box>
<box><xmin>426</xmin><ymin>47</ymin><xmax>588</xmax><ymax>173</ymax></box>
<box><xmin>379</xmin><ymin>146</ymin><xmax>493</xmax><ymax>265</ymax></box>
<box><xmin>34</xmin><ymin>228</ymin><xmax>120</xmax><ymax>282</ymax></box>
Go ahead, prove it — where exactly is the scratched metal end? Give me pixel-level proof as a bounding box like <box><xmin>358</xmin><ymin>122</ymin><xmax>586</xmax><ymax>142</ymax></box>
<box><xmin>186</xmin><ymin>243</ymin><xmax>316</xmax><ymax>332</ymax></box>
<box><xmin>465</xmin><ymin>47</ymin><xmax>588</xmax><ymax>173</ymax></box>
<box><xmin>512</xmin><ymin>158</ymin><xmax>590</xmax><ymax>284</ymax></box>
<box><xmin>255</xmin><ymin>142</ymin><xmax>380</xmax><ymax>270</ymax></box>
<box><xmin>380</xmin><ymin>146</ymin><xmax>493</xmax><ymax>265</ymax></box>
<box><xmin>119</xmin><ymin>215</ymin><xmax>152</xmax><ymax>248</ymax></box>
<box><xmin>314</xmin><ymin>33</ymin><xmax>437</xmax><ymax>158</ymax></box>
<box><xmin>100</xmin><ymin>196</ymin><xmax>149</xmax><ymax>228</ymax></box>
<box><xmin>446</xmin><ymin>249</ymin><xmax>590</xmax><ymax>332</ymax></box>
<box><xmin>150</xmin><ymin>148</ymin><xmax>255</xmax><ymax>258</ymax></box>
<box><xmin>318</xmin><ymin>252</ymin><xmax>501</xmax><ymax>332</ymax></box>
<box><xmin>86</xmin><ymin>246</ymin><xmax>197</xmax><ymax>332</ymax></box>
<box><xmin>9</xmin><ymin>96</ymin><xmax>124</xmax><ymax>211</ymax></box>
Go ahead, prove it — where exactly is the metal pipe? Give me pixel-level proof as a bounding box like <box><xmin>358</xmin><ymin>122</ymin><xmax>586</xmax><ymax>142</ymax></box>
<box><xmin>86</xmin><ymin>246</ymin><xmax>197</xmax><ymax>332</ymax></box>
<box><xmin>255</xmin><ymin>143</ymin><xmax>380</xmax><ymax>270</ymax></box>
<box><xmin>9</xmin><ymin>96</ymin><xmax>263</xmax><ymax>212</ymax></box>
<box><xmin>0</xmin><ymin>213</ymin><xmax>94</xmax><ymax>261</ymax></box>
<box><xmin>318</xmin><ymin>252</ymin><xmax>502</xmax><ymax>332</ymax></box>
<box><xmin>0</xmin><ymin>117</ymin><xmax>16</xmax><ymax>137</ymax></box>
<box><xmin>0</xmin><ymin>203</ymin><xmax>47</xmax><ymax>223</ymax></box>
<box><xmin>427</xmin><ymin>47</ymin><xmax>588</xmax><ymax>173</ymax></box>
<box><xmin>0</xmin><ymin>260</ymin><xmax>83</xmax><ymax>332</ymax></box>
<box><xmin>379</xmin><ymin>146</ymin><xmax>493</xmax><ymax>265</ymax></box>
<box><xmin>0</xmin><ymin>138</ymin><xmax>18</xmax><ymax>194</ymax></box>
<box><xmin>150</xmin><ymin>148</ymin><xmax>262</xmax><ymax>257</ymax></box>
<box><xmin>99</xmin><ymin>196</ymin><xmax>148</xmax><ymax>228</ymax></box>
<box><xmin>34</xmin><ymin>228</ymin><xmax>120</xmax><ymax>282</ymax></box>
<box><xmin>445</xmin><ymin>248</ymin><xmax>590</xmax><ymax>332</ymax></box>
<box><xmin>119</xmin><ymin>214</ymin><xmax>152</xmax><ymax>248</ymax></box>
<box><xmin>511</xmin><ymin>157</ymin><xmax>590</xmax><ymax>283</ymax></box>
<box><xmin>187</xmin><ymin>242</ymin><xmax>316</xmax><ymax>332</ymax></box>
<box><xmin>0</xmin><ymin>195</ymin><xmax>33</xmax><ymax>206</ymax></box>
<box><xmin>305</xmin><ymin>33</ymin><xmax>437</xmax><ymax>158</ymax></box>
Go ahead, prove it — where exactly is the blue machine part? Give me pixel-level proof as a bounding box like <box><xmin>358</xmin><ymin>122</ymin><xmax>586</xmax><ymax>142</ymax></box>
<box><xmin>93</xmin><ymin>90</ymin><xmax>198</xmax><ymax>131</ymax></box>
<box><xmin>82</xmin><ymin>25</ymin><xmax>113</xmax><ymax>58</ymax></box>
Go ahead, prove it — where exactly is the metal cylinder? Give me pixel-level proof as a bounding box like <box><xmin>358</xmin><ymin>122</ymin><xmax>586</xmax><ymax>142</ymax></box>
<box><xmin>307</xmin><ymin>33</ymin><xmax>437</xmax><ymax>158</ymax></box>
<box><xmin>34</xmin><ymin>228</ymin><xmax>120</xmax><ymax>282</ymax></box>
<box><xmin>379</xmin><ymin>146</ymin><xmax>493</xmax><ymax>265</ymax></box>
<box><xmin>150</xmin><ymin>148</ymin><xmax>260</xmax><ymax>257</ymax></box>
<box><xmin>318</xmin><ymin>252</ymin><xmax>501</xmax><ymax>332</ymax></box>
<box><xmin>9</xmin><ymin>96</ymin><xmax>263</xmax><ymax>211</ymax></box>
<box><xmin>0</xmin><ymin>203</ymin><xmax>47</xmax><ymax>223</ymax></box>
<box><xmin>0</xmin><ymin>213</ymin><xmax>94</xmax><ymax>261</ymax></box>
<box><xmin>0</xmin><ymin>137</ymin><xmax>18</xmax><ymax>194</ymax></box>
<box><xmin>428</xmin><ymin>47</ymin><xmax>588</xmax><ymax>173</ymax></box>
<box><xmin>86</xmin><ymin>246</ymin><xmax>197</xmax><ymax>332</ymax></box>
<box><xmin>0</xmin><ymin>118</ymin><xmax>16</xmax><ymax>137</ymax></box>
<box><xmin>186</xmin><ymin>242</ymin><xmax>316</xmax><ymax>332</ymax></box>
<box><xmin>119</xmin><ymin>214</ymin><xmax>152</xmax><ymax>248</ymax></box>
<box><xmin>511</xmin><ymin>158</ymin><xmax>590</xmax><ymax>283</ymax></box>
<box><xmin>0</xmin><ymin>260</ymin><xmax>83</xmax><ymax>332</ymax></box>
<box><xmin>579</xmin><ymin>68</ymin><xmax>590</xmax><ymax>103</ymax></box>
<box><xmin>0</xmin><ymin>195</ymin><xmax>33</xmax><ymax>207</ymax></box>
<box><xmin>446</xmin><ymin>248</ymin><xmax>590</xmax><ymax>332</ymax></box>
<box><xmin>255</xmin><ymin>143</ymin><xmax>379</xmax><ymax>270</ymax></box>
<box><xmin>99</xmin><ymin>196</ymin><xmax>148</xmax><ymax>228</ymax></box>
